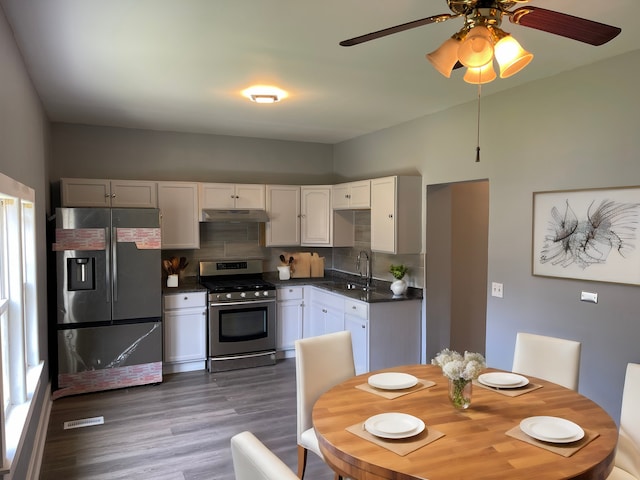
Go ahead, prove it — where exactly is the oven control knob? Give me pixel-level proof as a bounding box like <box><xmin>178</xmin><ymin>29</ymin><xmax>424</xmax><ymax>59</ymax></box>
<box><xmin>263</xmin><ymin>291</ymin><xmax>269</xmax><ymax>296</ymax></box>
<box><xmin>254</xmin><ymin>291</ymin><xmax>261</xmax><ymax>297</ymax></box>
<box><xmin>225</xmin><ymin>293</ymin><xmax>232</xmax><ymax>299</ymax></box>
<box><xmin>240</xmin><ymin>292</ymin><xmax>246</xmax><ymax>298</ymax></box>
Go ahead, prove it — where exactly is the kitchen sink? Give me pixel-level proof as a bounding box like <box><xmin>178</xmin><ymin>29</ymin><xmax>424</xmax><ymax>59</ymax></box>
<box><xmin>343</xmin><ymin>282</ymin><xmax>374</xmax><ymax>291</ymax></box>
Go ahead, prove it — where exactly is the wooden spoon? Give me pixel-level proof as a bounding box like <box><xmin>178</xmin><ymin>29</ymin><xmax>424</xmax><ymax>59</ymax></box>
<box><xmin>163</xmin><ymin>259</ymin><xmax>173</xmax><ymax>274</ymax></box>
<box><xmin>171</xmin><ymin>257</ymin><xmax>180</xmax><ymax>272</ymax></box>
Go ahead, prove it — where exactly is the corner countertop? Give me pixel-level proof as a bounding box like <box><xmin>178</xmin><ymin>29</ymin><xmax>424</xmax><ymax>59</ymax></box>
<box><xmin>263</xmin><ymin>271</ymin><xmax>423</xmax><ymax>304</ymax></box>
<box><xmin>162</xmin><ymin>271</ymin><xmax>422</xmax><ymax>304</ymax></box>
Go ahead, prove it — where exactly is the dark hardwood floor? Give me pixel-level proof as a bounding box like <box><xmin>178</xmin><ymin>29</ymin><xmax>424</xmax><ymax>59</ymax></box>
<box><xmin>40</xmin><ymin>359</ymin><xmax>335</xmax><ymax>479</ymax></box>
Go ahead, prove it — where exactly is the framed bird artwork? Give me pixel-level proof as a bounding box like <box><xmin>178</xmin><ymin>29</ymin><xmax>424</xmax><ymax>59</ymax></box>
<box><xmin>532</xmin><ymin>186</ymin><xmax>640</xmax><ymax>285</ymax></box>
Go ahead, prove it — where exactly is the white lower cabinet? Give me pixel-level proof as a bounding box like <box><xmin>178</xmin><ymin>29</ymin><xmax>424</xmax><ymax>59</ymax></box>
<box><xmin>306</xmin><ymin>288</ymin><xmax>344</xmax><ymax>337</ymax></box>
<box><xmin>276</xmin><ymin>286</ymin><xmax>305</xmax><ymax>358</ymax></box>
<box><xmin>304</xmin><ymin>286</ymin><xmax>421</xmax><ymax>374</ymax></box>
<box><xmin>163</xmin><ymin>291</ymin><xmax>207</xmax><ymax>373</ymax></box>
<box><xmin>344</xmin><ymin>311</ymin><xmax>369</xmax><ymax>375</ymax></box>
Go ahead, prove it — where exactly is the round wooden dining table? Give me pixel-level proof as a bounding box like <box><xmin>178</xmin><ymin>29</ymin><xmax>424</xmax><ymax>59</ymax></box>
<box><xmin>312</xmin><ymin>364</ymin><xmax>618</xmax><ymax>480</ymax></box>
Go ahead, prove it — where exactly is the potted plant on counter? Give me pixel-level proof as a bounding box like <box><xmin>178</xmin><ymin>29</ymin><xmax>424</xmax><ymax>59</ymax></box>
<box><xmin>389</xmin><ymin>264</ymin><xmax>408</xmax><ymax>296</ymax></box>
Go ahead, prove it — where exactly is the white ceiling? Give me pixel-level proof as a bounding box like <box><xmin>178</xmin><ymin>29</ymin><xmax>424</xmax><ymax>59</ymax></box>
<box><xmin>2</xmin><ymin>0</ymin><xmax>638</xmax><ymax>144</ymax></box>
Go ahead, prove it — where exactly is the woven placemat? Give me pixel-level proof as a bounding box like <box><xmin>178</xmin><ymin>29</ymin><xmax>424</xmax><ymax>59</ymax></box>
<box><xmin>346</xmin><ymin>421</ymin><xmax>445</xmax><ymax>456</ymax></box>
<box><xmin>506</xmin><ymin>425</ymin><xmax>599</xmax><ymax>457</ymax></box>
<box><xmin>473</xmin><ymin>379</ymin><xmax>543</xmax><ymax>397</ymax></box>
<box><xmin>355</xmin><ymin>379</ymin><xmax>436</xmax><ymax>399</ymax></box>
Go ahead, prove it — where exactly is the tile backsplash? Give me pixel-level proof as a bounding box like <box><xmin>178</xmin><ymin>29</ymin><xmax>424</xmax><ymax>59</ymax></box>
<box><xmin>164</xmin><ymin>213</ymin><xmax>423</xmax><ymax>288</ymax></box>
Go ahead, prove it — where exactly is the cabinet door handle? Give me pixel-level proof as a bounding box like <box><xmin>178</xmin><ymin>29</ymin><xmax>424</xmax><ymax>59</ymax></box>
<box><xmin>184</xmin><ymin>296</ymin><xmax>188</xmax><ymax>300</ymax></box>
<box><xmin>352</xmin><ymin>306</ymin><xmax>357</xmax><ymax>310</ymax></box>
<box><xmin>111</xmin><ymin>193</ymin><xmax>116</xmax><ymax>198</ymax></box>
<box><xmin>322</xmin><ymin>308</ymin><xmax>327</xmax><ymax>313</ymax></box>
<box><xmin>104</xmin><ymin>193</ymin><xmax>110</xmax><ymax>198</ymax></box>
<box><xmin>388</xmin><ymin>214</ymin><xmax>393</xmax><ymax>218</ymax></box>
<box><xmin>361</xmin><ymin>324</ymin><xmax>366</xmax><ymax>328</ymax></box>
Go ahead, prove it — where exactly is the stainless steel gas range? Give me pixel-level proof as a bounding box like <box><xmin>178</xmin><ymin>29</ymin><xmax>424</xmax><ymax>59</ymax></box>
<box><xmin>199</xmin><ymin>260</ymin><xmax>276</xmax><ymax>372</ymax></box>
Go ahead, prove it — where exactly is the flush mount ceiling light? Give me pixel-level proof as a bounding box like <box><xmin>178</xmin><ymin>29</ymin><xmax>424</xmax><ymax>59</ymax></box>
<box><xmin>250</xmin><ymin>94</ymin><xmax>279</xmax><ymax>104</ymax></box>
<box><xmin>339</xmin><ymin>0</ymin><xmax>621</xmax><ymax>84</ymax></box>
<box><xmin>242</xmin><ymin>86</ymin><xmax>287</xmax><ymax>104</ymax></box>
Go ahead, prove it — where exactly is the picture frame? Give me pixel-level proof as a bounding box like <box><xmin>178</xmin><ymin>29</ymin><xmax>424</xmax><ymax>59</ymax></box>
<box><xmin>532</xmin><ymin>186</ymin><xmax>640</xmax><ymax>285</ymax></box>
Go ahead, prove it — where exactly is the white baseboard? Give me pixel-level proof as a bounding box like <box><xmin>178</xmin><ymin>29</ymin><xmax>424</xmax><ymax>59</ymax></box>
<box><xmin>163</xmin><ymin>360</ymin><xmax>206</xmax><ymax>374</ymax></box>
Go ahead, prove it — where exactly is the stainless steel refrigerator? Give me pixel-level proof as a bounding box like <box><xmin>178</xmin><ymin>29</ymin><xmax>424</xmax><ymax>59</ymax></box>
<box><xmin>53</xmin><ymin>207</ymin><xmax>162</xmax><ymax>399</ymax></box>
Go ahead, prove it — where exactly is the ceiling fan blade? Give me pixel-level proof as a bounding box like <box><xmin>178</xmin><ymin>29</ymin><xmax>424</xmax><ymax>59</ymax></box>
<box><xmin>340</xmin><ymin>13</ymin><xmax>457</xmax><ymax>47</ymax></box>
<box><xmin>509</xmin><ymin>6</ymin><xmax>621</xmax><ymax>46</ymax></box>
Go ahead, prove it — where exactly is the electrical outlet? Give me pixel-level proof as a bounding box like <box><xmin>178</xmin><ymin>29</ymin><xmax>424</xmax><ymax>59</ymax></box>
<box><xmin>491</xmin><ymin>282</ymin><xmax>503</xmax><ymax>298</ymax></box>
<box><xmin>580</xmin><ymin>291</ymin><xmax>598</xmax><ymax>304</ymax></box>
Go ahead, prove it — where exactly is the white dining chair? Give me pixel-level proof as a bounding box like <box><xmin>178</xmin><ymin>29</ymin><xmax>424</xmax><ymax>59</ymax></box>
<box><xmin>230</xmin><ymin>431</ymin><xmax>299</xmax><ymax>480</ymax></box>
<box><xmin>607</xmin><ymin>363</ymin><xmax>640</xmax><ymax>480</ymax></box>
<box><xmin>295</xmin><ymin>330</ymin><xmax>355</xmax><ymax>480</ymax></box>
<box><xmin>512</xmin><ymin>332</ymin><xmax>581</xmax><ymax>390</ymax></box>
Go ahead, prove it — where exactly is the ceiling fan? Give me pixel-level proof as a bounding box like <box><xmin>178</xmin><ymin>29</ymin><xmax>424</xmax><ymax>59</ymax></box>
<box><xmin>340</xmin><ymin>0</ymin><xmax>622</xmax><ymax>84</ymax></box>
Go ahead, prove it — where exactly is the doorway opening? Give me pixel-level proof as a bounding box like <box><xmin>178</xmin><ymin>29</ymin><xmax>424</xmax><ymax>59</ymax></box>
<box><xmin>425</xmin><ymin>180</ymin><xmax>489</xmax><ymax>359</ymax></box>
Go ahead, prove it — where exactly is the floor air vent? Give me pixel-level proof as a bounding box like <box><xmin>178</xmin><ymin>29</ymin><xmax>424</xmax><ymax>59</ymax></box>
<box><xmin>63</xmin><ymin>416</ymin><xmax>105</xmax><ymax>430</ymax></box>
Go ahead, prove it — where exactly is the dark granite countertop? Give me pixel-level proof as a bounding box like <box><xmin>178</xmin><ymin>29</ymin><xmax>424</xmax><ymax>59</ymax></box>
<box><xmin>162</xmin><ymin>276</ymin><xmax>207</xmax><ymax>295</ymax></box>
<box><xmin>162</xmin><ymin>271</ymin><xmax>422</xmax><ymax>304</ymax></box>
<box><xmin>263</xmin><ymin>270</ymin><xmax>423</xmax><ymax>304</ymax></box>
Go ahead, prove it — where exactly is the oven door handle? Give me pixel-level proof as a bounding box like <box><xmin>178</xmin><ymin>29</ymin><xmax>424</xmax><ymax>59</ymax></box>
<box><xmin>209</xmin><ymin>299</ymin><xmax>276</xmax><ymax>308</ymax></box>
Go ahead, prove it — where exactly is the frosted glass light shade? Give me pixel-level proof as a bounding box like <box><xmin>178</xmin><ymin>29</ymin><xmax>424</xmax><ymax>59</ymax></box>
<box><xmin>494</xmin><ymin>35</ymin><xmax>533</xmax><ymax>78</ymax></box>
<box><xmin>426</xmin><ymin>37</ymin><xmax>461</xmax><ymax>78</ymax></box>
<box><xmin>458</xmin><ymin>26</ymin><xmax>494</xmax><ymax>68</ymax></box>
<box><xmin>463</xmin><ymin>62</ymin><xmax>497</xmax><ymax>84</ymax></box>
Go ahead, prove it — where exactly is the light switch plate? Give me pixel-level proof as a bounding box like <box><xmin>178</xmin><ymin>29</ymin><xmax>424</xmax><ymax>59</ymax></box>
<box><xmin>580</xmin><ymin>291</ymin><xmax>598</xmax><ymax>304</ymax></box>
<box><xmin>491</xmin><ymin>282</ymin><xmax>503</xmax><ymax>298</ymax></box>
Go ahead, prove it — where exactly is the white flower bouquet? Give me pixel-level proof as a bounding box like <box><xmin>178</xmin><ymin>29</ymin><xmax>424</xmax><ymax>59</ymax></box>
<box><xmin>432</xmin><ymin>348</ymin><xmax>486</xmax><ymax>409</ymax></box>
<box><xmin>431</xmin><ymin>348</ymin><xmax>486</xmax><ymax>381</ymax></box>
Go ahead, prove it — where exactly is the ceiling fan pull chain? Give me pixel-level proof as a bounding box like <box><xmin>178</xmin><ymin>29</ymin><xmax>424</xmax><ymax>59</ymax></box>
<box><xmin>475</xmin><ymin>82</ymin><xmax>482</xmax><ymax>163</ymax></box>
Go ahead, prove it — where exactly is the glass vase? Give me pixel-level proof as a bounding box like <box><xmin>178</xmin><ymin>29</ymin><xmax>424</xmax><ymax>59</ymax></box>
<box><xmin>448</xmin><ymin>378</ymin><xmax>472</xmax><ymax>409</ymax></box>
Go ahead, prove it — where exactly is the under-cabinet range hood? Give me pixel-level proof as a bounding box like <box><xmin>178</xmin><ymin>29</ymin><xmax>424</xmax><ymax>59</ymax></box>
<box><xmin>201</xmin><ymin>209</ymin><xmax>269</xmax><ymax>223</ymax></box>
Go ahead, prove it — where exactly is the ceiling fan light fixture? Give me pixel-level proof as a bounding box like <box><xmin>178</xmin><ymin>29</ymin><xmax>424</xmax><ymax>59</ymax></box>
<box><xmin>426</xmin><ymin>36</ymin><xmax>461</xmax><ymax>78</ymax></box>
<box><xmin>463</xmin><ymin>62</ymin><xmax>497</xmax><ymax>84</ymax></box>
<box><xmin>458</xmin><ymin>26</ymin><xmax>494</xmax><ymax>68</ymax></box>
<box><xmin>494</xmin><ymin>34</ymin><xmax>533</xmax><ymax>78</ymax></box>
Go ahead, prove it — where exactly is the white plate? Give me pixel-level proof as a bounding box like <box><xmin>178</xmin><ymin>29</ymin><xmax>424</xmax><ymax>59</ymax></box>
<box><xmin>478</xmin><ymin>372</ymin><xmax>529</xmax><ymax>389</ymax></box>
<box><xmin>520</xmin><ymin>416</ymin><xmax>585</xmax><ymax>443</ymax></box>
<box><xmin>364</xmin><ymin>413</ymin><xmax>425</xmax><ymax>439</ymax></box>
<box><xmin>367</xmin><ymin>372</ymin><xmax>418</xmax><ymax>390</ymax></box>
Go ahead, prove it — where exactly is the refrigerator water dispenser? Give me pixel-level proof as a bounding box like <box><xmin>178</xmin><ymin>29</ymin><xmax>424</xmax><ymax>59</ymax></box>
<box><xmin>67</xmin><ymin>257</ymin><xmax>95</xmax><ymax>291</ymax></box>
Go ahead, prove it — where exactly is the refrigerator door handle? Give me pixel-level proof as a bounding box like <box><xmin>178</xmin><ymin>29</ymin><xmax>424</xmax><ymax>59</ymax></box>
<box><xmin>104</xmin><ymin>226</ymin><xmax>111</xmax><ymax>303</ymax></box>
<box><xmin>112</xmin><ymin>227</ymin><xmax>118</xmax><ymax>302</ymax></box>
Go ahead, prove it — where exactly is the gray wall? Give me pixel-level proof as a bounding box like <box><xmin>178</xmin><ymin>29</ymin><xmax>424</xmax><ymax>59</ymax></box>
<box><xmin>334</xmin><ymin>50</ymin><xmax>640</xmax><ymax>423</ymax></box>
<box><xmin>0</xmin><ymin>6</ymin><xmax>50</xmax><ymax>478</ymax></box>
<box><xmin>50</xmin><ymin>123</ymin><xmax>335</xmax><ymax>186</ymax></box>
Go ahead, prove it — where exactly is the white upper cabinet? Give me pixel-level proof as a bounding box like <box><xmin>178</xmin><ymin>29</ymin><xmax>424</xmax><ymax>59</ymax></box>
<box><xmin>199</xmin><ymin>183</ymin><xmax>265</xmax><ymax>211</ymax></box>
<box><xmin>157</xmin><ymin>181</ymin><xmax>200</xmax><ymax>249</ymax></box>
<box><xmin>332</xmin><ymin>180</ymin><xmax>371</xmax><ymax>209</ymax></box>
<box><xmin>300</xmin><ymin>186</ymin><xmax>332</xmax><ymax>246</ymax></box>
<box><xmin>266</xmin><ymin>185</ymin><xmax>301</xmax><ymax>246</ymax></box>
<box><xmin>61</xmin><ymin>178</ymin><xmax>157</xmax><ymax>208</ymax></box>
<box><xmin>370</xmin><ymin>175</ymin><xmax>421</xmax><ymax>254</ymax></box>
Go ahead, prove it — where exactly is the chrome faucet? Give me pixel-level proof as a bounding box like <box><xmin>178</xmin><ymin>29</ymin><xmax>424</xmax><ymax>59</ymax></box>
<box><xmin>356</xmin><ymin>250</ymin><xmax>372</xmax><ymax>287</ymax></box>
